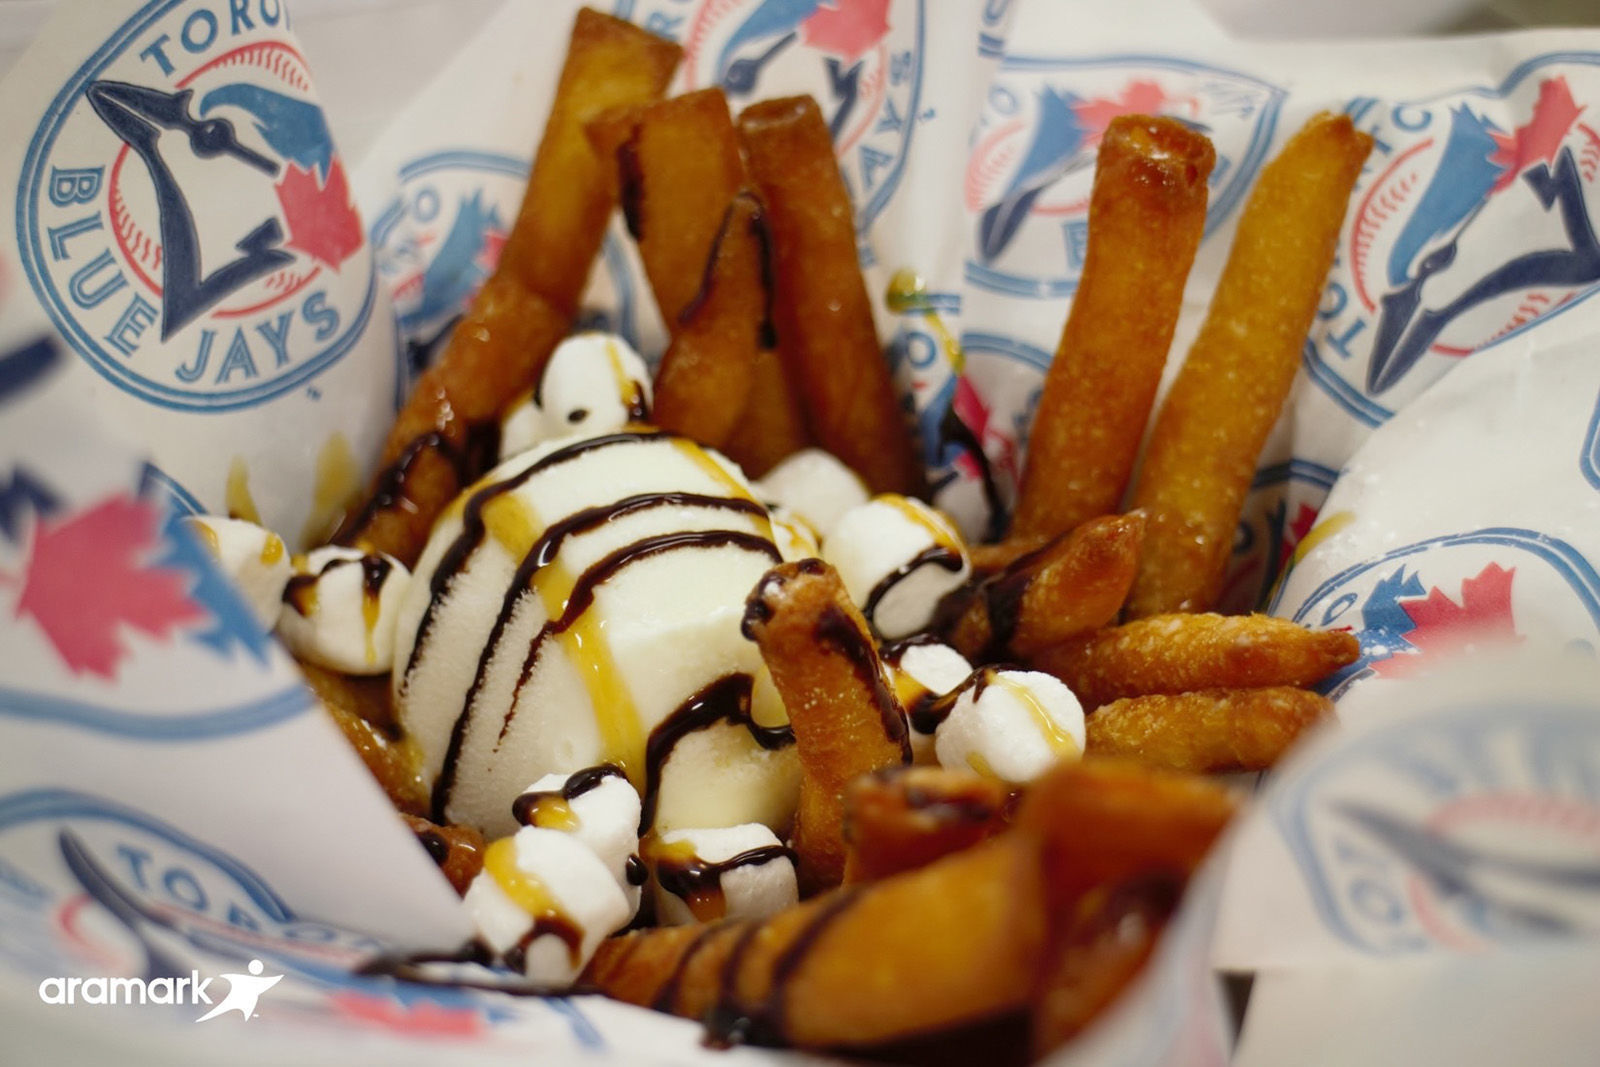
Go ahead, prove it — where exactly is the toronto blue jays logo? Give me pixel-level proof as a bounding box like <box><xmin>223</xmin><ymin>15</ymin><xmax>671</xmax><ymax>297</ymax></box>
<box><xmin>619</xmin><ymin>0</ymin><xmax>925</xmax><ymax>232</ymax></box>
<box><xmin>18</xmin><ymin>2</ymin><xmax>376</xmax><ymax>412</ymax></box>
<box><xmin>964</xmin><ymin>56</ymin><xmax>1282</xmax><ymax>298</ymax></box>
<box><xmin>1271</xmin><ymin>702</ymin><xmax>1600</xmax><ymax>955</ymax></box>
<box><xmin>1277</xmin><ymin>527</ymin><xmax>1600</xmax><ymax>700</ymax></box>
<box><xmin>1310</xmin><ymin>58</ymin><xmax>1600</xmax><ymax>426</ymax></box>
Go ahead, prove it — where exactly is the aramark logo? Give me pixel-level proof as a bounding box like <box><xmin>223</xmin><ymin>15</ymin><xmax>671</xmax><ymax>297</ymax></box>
<box><xmin>1310</xmin><ymin>58</ymin><xmax>1600</xmax><ymax>426</ymax></box>
<box><xmin>622</xmin><ymin>0</ymin><xmax>924</xmax><ymax>235</ymax></box>
<box><xmin>18</xmin><ymin>0</ymin><xmax>376</xmax><ymax>412</ymax></box>
<box><xmin>964</xmin><ymin>55</ymin><xmax>1282</xmax><ymax>298</ymax></box>
<box><xmin>39</xmin><ymin>957</ymin><xmax>282</xmax><ymax>1021</ymax></box>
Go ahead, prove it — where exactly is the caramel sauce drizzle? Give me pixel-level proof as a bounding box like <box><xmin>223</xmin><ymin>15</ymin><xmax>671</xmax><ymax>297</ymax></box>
<box><xmin>910</xmin><ymin>666</ymin><xmax>1077</xmax><ymax>761</ymax></box>
<box><xmin>511</xmin><ymin>764</ymin><xmax>626</xmax><ymax>831</ymax></box>
<box><xmin>648</xmin><ymin>836</ymin><xmax>796</xmax><ymax>923</ymax></box>
<box><xmin>282</xmin><ymin>553</ymin><xmax>393</xmax><ymax>666</ymax></box>
<box><xmin>483</xmin><ymin>837</ymin><xmax>584</xmax><ymax>970</ymax></box>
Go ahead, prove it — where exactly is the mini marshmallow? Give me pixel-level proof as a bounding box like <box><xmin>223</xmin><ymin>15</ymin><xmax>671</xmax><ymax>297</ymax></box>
<box><xmin>883</xmin><ymin>641</ymin><xmax>973</xmax><ymax>765</ymax></box>
<box><xmin>768</xmin><ymin>505</ymin><xmax>820</xmax><ymax>563</ymax></box>
<box><xmin>513</xmin><ymin>767</ymin><xmax>643</xmax><ymax>917</ymax></box>
<box><xmin>754</xmin><ymin>449</ymin><xmax>869</xmax><ymax>539</ymax></box>
<box><xmin>276</xmin><ymin>545</ymin><xmax>411</xmax><ymax>675</ymax></box>
<box><xmin>499</xmin><ymin>332</ymin><xmax>651</xmax><ymax>458</ymax></box>
<box><xmin>650</xmin><ymin>823</ymin><xmax>798</xmax><ymax>926</ymax></box>
<box><xmin>183</xmin><ymin>515</ymin><xmax>289</xmax><ymax>629</ymax></box>
<box><xmin>466</xmin><ymin>827</ymin><xmax>631</xmax><ymax>986</ymax></box>
<box><xmin>934</xmin><ymin>668</ymin><xmax>1085</xmax><ymax>784</ymax></box>
<box><xmin>823</xmin><ymin>494</ymin><xmax>971</xmax><ymax>640</ymax></box>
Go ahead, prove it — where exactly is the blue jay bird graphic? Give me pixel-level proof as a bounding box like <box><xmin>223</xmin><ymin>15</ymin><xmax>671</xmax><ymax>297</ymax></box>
<box><xmin>1368</xmin><ymin>85</ymin><xmax>1600</xmax><ymax>394</ymax></box>
<box><xmin>716</xmin><ymin>0</ymin><xmax>820</xmax><ymax>94</ymax></box>
<box><xmin>1318</xmin><ymin>565</ymin><xmax>1426</xmax><ymax>694</ymax></box>
<box><xmin>404</xmin><ymin>191</ymin><xmax>505</xmax><ymax>333</ymax></box>
<box><xmin>197</xmin><ymin>83</ymin><xmax>336</xmax><ymax>181</ymax></box>
<box><xmin>978</xmin><ymin>87</ymin><xmax>1091</xmax><ymax>263</ymax></box>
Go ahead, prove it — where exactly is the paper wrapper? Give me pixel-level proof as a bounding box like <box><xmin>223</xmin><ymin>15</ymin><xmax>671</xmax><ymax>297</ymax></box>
<box><xmin>4</xmin><ymin>0</ymin><xmax>1600</xmax><ymax>1063</ymax></box>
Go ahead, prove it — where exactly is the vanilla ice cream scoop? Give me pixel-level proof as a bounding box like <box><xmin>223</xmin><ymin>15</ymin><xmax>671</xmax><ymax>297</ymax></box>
<box><xmin>276</xmin><ymin>545</ymin><xmax>411</xmax><ymax>675</ymax></box>
<box><xmin>932</xmin><ymin>667</ymin><xmax>1084</xmax><ymax>783</ymax></box>
<box><xmin>754</xmin><ymin>448</ymin><xmax>869</xmax><ymax>539</ymax></box>
<box><xmin>882</xmin><ymin>639</ymin><xmax>973</xmax><ymax>764</ymax></box>
<box><xmin>513</xmin><ymin>766</ymin><xmax>643</xmax><ymax>916</ymax></box>
<box><xmin>823</xmin><ymin>494</ymin><xmax>971</xmax><ymax>640</ymax></box>
<box><xmin>465</xmin><ymin>827</ymin><xmax>630</xmax><ymax>986</ymax></box>
<box><xmin>648</xmin><ymin>823</ymin><xmax>798</xmax><ymax>926</ymax></box>
<box><xmin>768</xmin><ymin>505</ymin><xmax>820</xmax><ymax>563</ymax></box>
<box><xmin>500</xmin><ymin>333</ymin><xmax>651</xmax><ymax>459</ymax></box>
<box><xmin>182</xmin><ymin>515</ymin><xmax>289</xmax><ymax>628</ymax></box>
<box><xmin>394</xmin><ymin>429</ymin><xmax>799</xmax><ymax>839</ymax></box>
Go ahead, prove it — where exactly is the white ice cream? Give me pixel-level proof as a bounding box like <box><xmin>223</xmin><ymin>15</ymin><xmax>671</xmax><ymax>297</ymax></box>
<box><xmin>500</xmin><ymin>333</ymin><xmax>651</xmax><ymax>459</ymax></box>
<box><xmin>649</xmin><ymin>823</ymin><xmax>798</xmax><ymax>926</ymax></box>
<box><xmin>768</xmin><ymin>505</ymin><xmax>820</xmax><ymax>563</ymax></box>
<box><xmin>754</xmin><ymin>449</ymin><xmax>869</xmax><ymax>539</ymax></box>
<box><xmin>883</xmin><ymin>640</ymin><xmax>973</xmax><ymax>764</ymax></box>
<box><xmin>182</xmin><ymin>515</ymin><xmax>289</xmax><ymax>629</ymax></box>
<box><xmin>513</xmin><ymin>767</ymin><xmax>643</xmax><ymax>917</ymax></box>
<box><xmin>824</xmin><ymin>494</ymin><xmax>971</xmax><ymax>640</ymax></box>
<box><xmin>934</xmin><ymin>668</ymin><xmax>1084</xmax><ymax>784</ymax></box>
<box><xmin>276</xmin><ymin>545</ymin><xmax>411</xmax><ymax>675</ymax></box>
<box><xmin>465</xmin><ymin>827</ymin><xmax>630</xmax><ymax>986</ymax></box>
<box><xmin>393</xmin><ymin>426</ymin><xmax>799</xmax><ymax>839</ymax></box>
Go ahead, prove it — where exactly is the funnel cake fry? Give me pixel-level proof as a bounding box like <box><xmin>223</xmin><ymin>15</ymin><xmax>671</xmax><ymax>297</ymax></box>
<box><xmin>841</xmin><ymin>765</ymin><xmax>1014</xmax><ymax>884</ymax></box>
<box><xmin>339</xmin><ymin>11</ymin><xmax>680</xmax><ymax>564</ymax></box>
<box><xmin>1029</xmin><ymin>612</ymin><xmax>1358</xmax><ymax>710</ymax></box>
<box><xmin>1010</xmin><ymin>116</ymin><xmax>1215</xmax><ymax>544</ymax></box>
<box><xmin>948</xmin><ymin>513</ymin><xmax>1145</xmax><ymax>660</ymax></box>
<box><xmin>1127</xmin><ymin>113</ymin><xmax>1374</xmax><ymax>616</ymax></box>
<box><xmin>742</xmin><ymin>560</ymin><xmax>911</xmax><ymax>893</ymax></box>
<box><xmin>721</xmin><ymin>346</ymin><xmax>812</xmax><ymax>477</ymax></box>
<box><xmin>738</xmin><ymin>96</ymin><xmax>923</xmax><ymax>496</ymax></box>
<box><xmin>1085</xmin><ymin>686</ymin><xmax>1334</xmax><ymax>774</ymax></box>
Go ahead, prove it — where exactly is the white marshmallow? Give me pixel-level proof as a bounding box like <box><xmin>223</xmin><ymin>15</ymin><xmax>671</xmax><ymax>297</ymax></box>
<box><xmin>276</xmin><ymin>545</ymin><xmax>411</xmax><ymax>675</ymax></box>
<box><xmin>934</xmin><ymin>669</ymin><xmax>1084</xmax><ymax>784</ymax></box>
<box><xmin>514</xmin><ymin>768</ymin><xmax>643</xmax><ymax>917</ymax></box>
<box><xmin>465</xmin><ymin>827</ymin><xmax>631</xmax><ymax>987</ymax></box>
<box><xmin>768</xmin><ymin>505</ymin><xmax>820</xmax><ymax>563</ymax></box>
<box><xmin>499</xmin><ymin>333</ymin><xmax>651</xmax><ymax>458</ymax></box>
<box><xmin>883</xmin><ymin>641</ymin><xmax>973</xmax><ymax>765</ymax></box>
<box><xmin>754</xmin><ymin>449</ymin><xmax>869</xmax><ymax>539</ymax></box>
<box><xmin>823</xmin><ymin>495</ymin><xmax>971</xmax><ymax>640</ymax></box>
<box><xmin>650</xmin><ymin>823</ymin><xmax>798</xmax><ymax>926</ymax></box>
<box><xmin>182</xmin><ymin>516</ymin><xmax>289</xmax><ymax>629</ymax></box>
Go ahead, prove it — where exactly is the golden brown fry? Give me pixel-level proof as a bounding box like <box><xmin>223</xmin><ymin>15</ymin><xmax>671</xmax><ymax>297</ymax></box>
<box><xmin>340</xmin><ymin>12</ymin><xmax>680</xmax><ymax>563</ymax></box>
<box><xmin>1126</xmin><ymin>113</ymin><xmax>1374</xmax><ymax>616</ymax></box>
<box><xmin>738</xmin><ymin>96</ymin><xmax>923</xmax><ymax>496</ymax></box>
<box><xmin>1031</xmin><ymin>874</ymin><xmax>1180</xmax><ymax>1059</ymax></box>
<box><xmin>401</xmin><ymin>814</ymin><xmax>485</xmax><ymax>894</ymax></box>
<box><xmin>1010</xmin><ymin>116</ymin><xmax>1215</xmax><ymax>543</ymax></box>
<box><xmin>587</xmin><ymin>832</ymin><xmax>1048</xmax><ymax>1050</ymax></box>
<box><xmin>497</xmin><ymin>9</ymin><xmax>683</xmax><ymax>314</ymax></box>
<box><xmin>298</xmin><ymin>660</ymin><xmax>427</xmax><ymax>815</ymax></box>
<box><xmin>842</xmin><ymin>765</ymin><xmax>1014</xmax><ymax>884</ymax></box>
<box><xmin>621</xmin><ymin>88</ymin><xmax>749</xmax><ymax>323</ymax></box>
<box><xmin>720</xmin><ymin>345</ymin><xmax>811</xmax><ymax>477</ymax></box>
<box><xmin>1029</xmin><ymin>612</ymin><xmax>1359</xmax><ymax>709</ymax></box>
<box><xmin>1085</xmin><ymin>686</ymin><xmax>1333</xmax><ymax>774</ymax></box>
<box><xmin>949</xmin><ymin>513</ymin><xmax>1145</xmax><ymax>660</ymax></box>
<box><xmin>742</xmin><ymin>559</ymin><xmax>911</xmax><ymax>893</ymax></box>
<box><xmin>652</xmin><ymin>193</ymin><xmax>767</xmax><ymax>447</ymax></box>
<box><xmin>1015</xmin><ymin>757</ymin><xmax>1236</xmax><ymax>895</ymax></box>
<box><xmin>967</xmin><ymin>535</ymin><xmax>1052</xmax><ymax>576</ymax></box>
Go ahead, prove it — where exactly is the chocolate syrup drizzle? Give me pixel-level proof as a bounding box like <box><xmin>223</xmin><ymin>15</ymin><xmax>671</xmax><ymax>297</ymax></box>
<box><xmin>617</xmin><ymin>136</ymin><xmax>646</xmax><ymax>240</ymax></box>
<box><xmin>338</xmin><ymin>423</ymin><xmax>500</xmax><ymax>547</ymax></box>
<box><xmin>813</xmin><ymin>604</ymin><xmax>913</xmax><ymax>762</ymax></box>
<box><xmin>677</xmin><ymin>191</ymin><xmax>779</xmax><ymax>350</ymax></box>
<box><xmin>655</xmin><ymin>844</ymin><xmax>798</xmax><ymax>921</ymax></box>
<box><xmin>638</xmin><ymin>673</ymin><xmax>794</xmax><ymax>833</ymax></box>
<box><xmin>510</xmin><ymin>764</ymin><xmax>627</xmax><ymax>827</ymax></box>
<box><xmin>860</xmin><ymin>545</ymin><xmax>965</xmax><ymax>632</ymax></box>
<box><xmin>907</xmin><ymin>664</ymin><xmax>1015</xmax><ymax>737</ymax></box>
<box><xmin>282</xmin><ymin>553</ymin><xmax>393</xmax><ymax>616</ymax></box>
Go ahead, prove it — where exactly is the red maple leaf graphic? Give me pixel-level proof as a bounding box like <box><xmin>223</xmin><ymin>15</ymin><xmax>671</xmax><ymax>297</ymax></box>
<box><xmin>275</xmin><ymin>158</ymin><xmax>363</xmax><ymax>270</ymax></box>
<box><xmin>1488</xmin><ymin>77</ymin><xmax>1583</xmax><ymax>192</ymax></box>
<box><xmin>1073</xmin><ymin>80</ymin><xmax>1196</xmax><ymax>138</ymax></box>
<box><xmin>328</xmin><ymin>991</ymin><xmax>484</xmax><ymax>1038</ymax></box>
<box><xmin>801</xmin><ymin>0</ymin><xmax>891</xmax><ymax>63</ymax></box>
<box><xmin>8</xmin><ymin>495</ymin><xmax>203</xmax><ymax>679</ymax></box>
<box><xmin>1372</xmin><ymin>562</ymin><xmax>1521</xmax><ymax>678</ymax></box>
